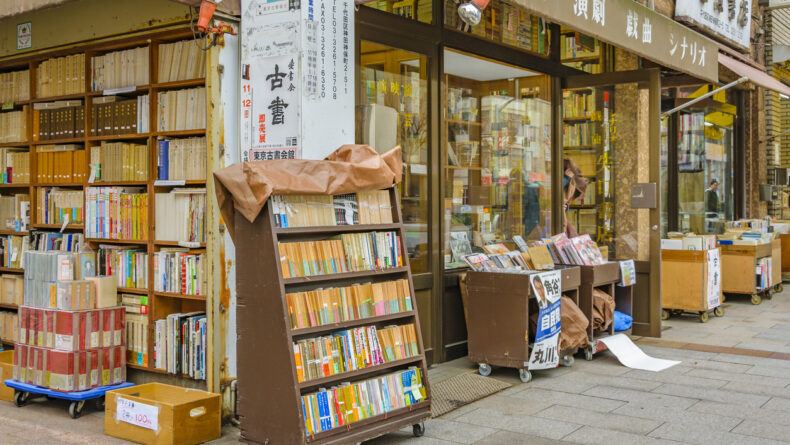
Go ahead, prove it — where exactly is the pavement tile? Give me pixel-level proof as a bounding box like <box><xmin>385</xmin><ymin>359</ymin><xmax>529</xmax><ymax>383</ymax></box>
<box><xmin>689</xmin><ymin>400</ymin><xmax>790</xmax><ymax>426</ymax></box>
<box><xmin>680</xmin><ymin>359</ymin><xmax>753</xmax><ymax>374</ymax></box>
<box><xmin>418</xmin><ymin>418</ymin><xmax>496</xmax><ymax>444</ymax></box>
<box><xmin>620</xmin><ymin>369</ymin><xmax>728</xmax><ymax>389</ymax></box>
<box><xmin>441</xmin><ymin>394</ymin><xmax>552</xmax><ymax>420</ymax></box>
<box><xmin>744</xmin><ymin>365</ymin><xmax>790</xmax><ymax>378</ymax></box>
<box><xmin>762</xmin><ymin>396</ymin><xmax>790</xmax><ymax>412</ymax></box>
<box><xmin>720</xmin><ymin>380</ymin><xmax>790</xmax><ymax>399</ymax></box>
<box><xmin>582</xmin><ymin>385</ymin><xmax>698</xmax><ymax>409</ymax></box>
<box><xmin>534</xmin><ymin>404</ymin><xmax>662</xmax><ymax>435</ymax></box>
<box><xmin>563</xmin><ymin>426</ymin><xmax>677</xmax><ymax>445</ymax></box>
<box><xmin>638</xmin><ymin>345</ymin><xmax>720</xmax><ymax>361</ymax></box>
<box><xmin>731</xmin><ymin>419</ymin><xmax>790</xmax><ymax>442</ymax></box>
<box><xmin>769</xmin><ymin>323</ymin><xmax>790</xmax><ymax>331</ymax></box>
<box><xmin>453</xmin><ymin>407</ymin><xmax>581</xmax><ymax>440</ymax></box>
<box><xmin>753</xmin><ymin>330</ymin><xmax>790</xmax><ymax>342</ymax></box>
<box><xmin>735</xmin><ymin>342</ymin><xmax>790</xmax><ymax>354</ymax></box>
<box><xmin>511</xmin><ymin>388</ymin><xmax>626</xmax><ymax>413</ymax></box>
<box><xmin>527</xmin><ymin>374</ymin><xmax>599</xmax><ymax>394</ymax></box>
<box><xmin>648</xmin><ymin>422</ymin><xmax>787</xmax><ymax>445</ymax></box>
<box><xmin>365</xmin><ymin>431</ymin><xmax>461</xmax><ymax>445</ymax></box>
<box><xmin>552</xmin><ymin>370</ymin><xmax>664</xmax><ymax>392</ymax></box>
<box><xmin>612</xmin><ymin>402</ymin><xmax>742</xmax><ymax>431</ymax></box>
<box><xmin>685</xmin><ymin>368</ymin><xmax>790</xmax><ymax>388</ymax></box>
<box><xmin>651</xmin><ymin>383</ymin><xmax>770</xmax><ymax>408</ymax></box>
<box><xmin>472</xmin><ymin>430</ymin><xmax>569</xmax><ymax>445</ymax></box>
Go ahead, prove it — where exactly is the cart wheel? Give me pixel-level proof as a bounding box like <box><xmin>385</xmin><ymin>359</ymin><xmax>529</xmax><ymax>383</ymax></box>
<box><xmin>13</xmin><ymin>391</ymin><xmax>28</xmax><ymax>407</ymax></box>
<box><xmin>478</xmin><ymin>363</ymin><xmax>492</xmax><ymax>377</ymax></box>
<box><xmin>412</xmin><ymin>423</ymin><xmax>425</xmax><ymax>437</ymax></box>
<box><xmin>699</xmin><ymin>311</ymin><xmax>709</xmax><ymax>323</ymax></box>
<box><xmin>584</xmin><ymin>347</ymin><xmax>594</xmax><ymax>361</ymax></box>
<box><xmin>661</xmin><ymin>309</ymin><xmax>670</xmax><ymax>320</ymax></box>
<box><xmin>518</xmin><ymin>369</ymin><xmax>532</xmax><ymax>383</ymax></box>
<box><xmin>776</xmin><ymin>284</ymin><xmax>784</xmax><ymax>293</ymax></box>
<box><xmin>714</xmin><ymin>306</ymin><xmax>724</xmax><ymax>317</ymax></box>
<box><xmin>69</xmin><ymin>400</ymin><xmax>85</xmax><ymax>419</ymax></box>
<box><xmin>673</xmin><ymin>309</ymin><xmax>684</xmax><ymax>316</ymax></box>
<box><xmin>95</xmin><ymin>396</ymin><xmax>105</xmax><ymax>411</ymax></box>
<box><xmin>561</xmin><ymin>355</ymin><xmax>575</xmax><ymax>367</ymax></box>
<box><xmin>751</xmin><ymin>294</ymin><xmax>762</xmax><ymax>305</ymax></box>
<box><xmin>765</xmin><ymin>290</ymin><xmax>774</xmax><ymax>300</ymax></box>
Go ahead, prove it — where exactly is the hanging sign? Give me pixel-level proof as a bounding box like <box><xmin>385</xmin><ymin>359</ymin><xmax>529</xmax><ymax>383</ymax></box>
<box><xmin>675</xmin><ymin>0</ymin><xmax>752</xmax><ymax>50</ymax></box>
<box><xmin>706</xmin><ymin>248</ymin><xmax>721</xmax><ymax>309</ymax></box>
<box><xmin>529</xmin><ymin>270</ymin><xmax>562</xmax><ymax>370</ymax></box>
<box><xmin>17</xmin><ymin>22</ymin><xmax>31</xmax><ymax>50</ymax></box>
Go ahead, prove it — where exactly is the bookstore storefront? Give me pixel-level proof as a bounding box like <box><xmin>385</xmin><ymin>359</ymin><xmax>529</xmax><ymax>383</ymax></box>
<box><xmin>356</xmin><ymin>0</ymin><xmax>718</xmax><ymax>363</ymax></box>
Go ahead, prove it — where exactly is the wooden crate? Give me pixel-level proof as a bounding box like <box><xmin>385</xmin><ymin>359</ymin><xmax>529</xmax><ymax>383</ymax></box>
<box><xmin>771</xmin><ymin>238</ymin><xmax>782</xmax><ymax>286</ymax></box>
<box><xmin>781</xmin><ymin>234</ymin><xmax>790</xmax><ymax>275</ymax></box>
<box><xmin>0</xmin><ymin>350</ymin><xmax>13</xmax><ymax>402</ymax></box>
<box><xmin>661</xmin><ymin>249</ymin><xmax>722</xmax><ymax>313</ymax></box>
<box><xmin>720</xmin><ymin>244</ymin><xmax>772</xmax><ymax>295</ymax></box>
<box><xmin>105</xmin><ymin>383</ymin><xmax>220</xmax><ymax>445</ymax></box>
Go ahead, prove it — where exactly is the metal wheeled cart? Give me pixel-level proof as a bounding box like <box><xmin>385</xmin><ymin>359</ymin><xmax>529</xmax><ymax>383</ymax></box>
<box><xmin>576</xmin><ymin>261</ymin><xmax>634</xmax><ymax>360</ymax></box>
<box><xmin>720</xmin><ymin>243</ymin><xmax>773</xmax><ymax>304</ymax></box>
<box><xmin>661</xmin><ymin>248</ymin><xmax>724</xmax><ymax>323</ymax></box>
<box><xmin>462</xmin><ymin>267</ymin><xmax>582</xmax><ymax>383</ymax></box>
<box><xmin>5</xmin><ymin>380</ymin><xmax>134</xmax><ymax>419</ymax></box>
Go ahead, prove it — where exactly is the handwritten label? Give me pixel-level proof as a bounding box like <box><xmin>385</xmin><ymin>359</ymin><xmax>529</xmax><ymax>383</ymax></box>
<box><xmin>116</xmin><ymin>397</ymin><xmax>159</xmax><ymax>430</ymax></box>
<box><xmin>153</xmin><ymin>180</ymin><xmax>186</xmax><ymax>187</ymax></box>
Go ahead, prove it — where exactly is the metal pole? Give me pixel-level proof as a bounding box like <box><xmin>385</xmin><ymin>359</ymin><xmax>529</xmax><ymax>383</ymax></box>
<box><xmin>660</xmin><ymin>77</ymin><xmax>749</xmax><ymax>117</ymax></box>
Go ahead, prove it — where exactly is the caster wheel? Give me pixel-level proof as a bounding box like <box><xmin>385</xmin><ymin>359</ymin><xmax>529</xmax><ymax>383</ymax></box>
<box><xmin>699</xmin><ymin>311</ymin><xmax>709</xmax><ymax>323</ymax></box>
<box><xmin>776</xmin><ymin>284</ymin><xmax>784</xmax><ymax>293</ymax></box>
<box><xmin>661</xmin><ymin>309</ymin><xmax>670</xmax><ymax>320</ymax></box>
<box><xmin>765</xmin><ymin>290</ymin><xmax>773</xmax><ymax>300</ymax></box>
<box><xmin>751</xmin><ymin>294</ymin><xmax>762</xmax><ymax>305</ymax></box>
<box><xmin>69</xmin><ymin>400</ymin><xmax>85</xmax><ymax>419</ymax></box>
<box><xmin>673</xmin><ymin>309</ymin><xmax>684</xmax><ymax>316</ymax></box>
<box><xmin>714</xmin><ymin>306</ymin><xmax>724</xmax><ymax>317</ymax></box>
<box><xmin>412</xmin><ymin>423</ymin><xmax>425</xmax><ymax>437</ymax></box>
<box><xmin>478</xmin><ymin>363</ymin><xmax>492</xmax><ymax>377</ymax></box>
<box><xmin>13</xmin><ymin>391</ymin><xmax>28</xmax><ymax>407</ymax></box>
<box><xmin>561</xmin><ymin>355</ymin><xmax>575</xmax><ymax>367</ymax></box>
<box><xmin>518</xmin><ymin>369</ymin><xmax>532</xmax><ymax>383</ymax></box>
<box><xmin>584</xmin><ymin>347</ymin><xmax>594</xmax><ymax>361</ymax></box>
<box><xmin>95</xmin><ymin>397</ymin><xmax>105</xmax><ymax>410</ymax></box>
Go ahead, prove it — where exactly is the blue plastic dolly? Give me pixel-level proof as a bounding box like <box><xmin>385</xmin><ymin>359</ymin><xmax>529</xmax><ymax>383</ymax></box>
<box><xmin>5</xmin><ymin>380</ymin><xmax>134</xmax><ymax>418</ymax></box>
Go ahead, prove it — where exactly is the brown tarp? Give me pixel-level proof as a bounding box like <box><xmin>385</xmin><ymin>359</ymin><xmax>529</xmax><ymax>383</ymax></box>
<box><xmin>592</xmin><ymin>288</ymin><xmax>615</xmax><ymax>332</ymax></box>
<box><xmin>559</xmin><ymin>296</ymin><xmax>589</xmax><ymax>351</ymax></box>
<box><xmin>213</xmin><ymin>145</ymin><xmax>402</xmax><ymax>240</ymax></box>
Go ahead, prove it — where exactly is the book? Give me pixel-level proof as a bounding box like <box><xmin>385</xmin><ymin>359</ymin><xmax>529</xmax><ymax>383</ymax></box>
<box><xmin>0</xmin><ymin>107</ymin><xmax>28</xmax><ymax>143</ymax></box>
<box><xmin>85</xmin><ymin>186</ymin><xmax>148</xmax><ymax>240</ymax></box>
<box><xmin>155</xmin><ymin>188</ymin><xmax>206</xmax><ymax>243</ymax></box>
<box><xmin>90</xmin><ymin>97</ymin><xmax>147</xmax><ymax>136</ymax></box>
<box><xmin>35</xmin><ymin>145</ymin><xmax>85</xmax><ymax>183</ymax></box>
<box><xmin>0</xmin><ymin>310</ymin><xmax>18</xmax><ymax>343</ymax></box>
<box><xmin>29</xmin><ymin>231</ymin><xmax>83</xmax><ymax>252</ymax></box>
<box><xmin>97</xmin><ymin>246</ymin><xmax>148</xmax><ymax>289</ymax></box>
<box><xmin>0</xmin><ymin>69</ymin><xmax>30</xmax><ymax>103</ymax></box>
<box><xmin>36</xmin><ymin>188</ymin><xmax>83</xmax><ymax>225</ymax></box>
<box><xmin>126</xmin><ymin>312</ymin><xmax>148</xmax><ymax>367</ymax></box>
<box><xmin>0</xmin><ymin>274</ymin><xmax>24</xmax><ymax>306</ymax></box>
<box><xmin>36</xmin><ymin>54</ymin><xmax>85</xmax><ymax>98</ymax></box>
<box><xmin>272</xmin><ymin>190</ymin><xmax>392</xmax><ymax>228</ymax></box>
<box><xmin>153</xmin><ymin>249</ymin><xmax>205</xmax><ymax>296</ymax></box>
<box><xmin>33</xmin><ymin>101</ymin><xmax>84</xmax><ymax>141</ymax></box>
<box><xmin>157</xmin><ymin>87</ymin><xmax>206</xmax><ymax>131</ymax></box>
<box><xmin>90</xmin><ymin>141</ymin><xmax>149</xmax><ymax>182</ymax></box>
<box><xmin>285</xmin><ymin>279</ymin><xmax>413</xmax><ymax>329</ymax></box>
<box><xmin>153</xmin><ymin>312</ymin><xmax>206</xmax><ymax>379</ymax></box>
<box><xmin>0</xmin><ymin>193</ymin><xmax>29</xmax><ymax>230</ymax></box>
<box><xmin>0</xmin><ymin>148</ymin><xmax>30</xmax><ymax>184</ymax></box>
<box><xmin>91</xmin><ymin>46</ymin><xmax>149</xmax><ymax>91</ymax></box>
<box><xmin>156</xmin><ymin>137</ymin><xmax>206</xmax><ymax>180</ymax></box>
<box><xmin>157</xmin><ymin>40</ymin><xmax>207</xmax><ymax>83</ymax></box>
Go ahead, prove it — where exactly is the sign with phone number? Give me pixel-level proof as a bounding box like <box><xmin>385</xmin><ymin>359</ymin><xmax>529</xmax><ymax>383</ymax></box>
<box><xmin>117</xmin><ymin>397</ymin><xmax>159</xmax><ymax>430</ymax></box>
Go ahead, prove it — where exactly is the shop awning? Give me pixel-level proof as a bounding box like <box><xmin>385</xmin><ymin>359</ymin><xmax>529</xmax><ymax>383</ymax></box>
<box><xmin>718</xmin><ymin>52</ymin><xmax>790</xmax><ymax>97</ymax></box>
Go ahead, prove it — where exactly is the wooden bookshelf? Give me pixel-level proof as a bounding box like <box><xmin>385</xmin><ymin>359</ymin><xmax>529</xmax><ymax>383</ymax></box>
<box><xmin>0</xmin><ymin>27</ymin><xmax>210</xmax><ymax>380</ymax></box>
<box><xmin>235</xmin><ymin>187</ymin><xmax>431</xmax><ymax>444</ymax></box>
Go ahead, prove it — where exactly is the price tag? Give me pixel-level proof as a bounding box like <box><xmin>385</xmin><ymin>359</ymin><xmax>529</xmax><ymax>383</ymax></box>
<box><xmin>154</xmin><ymin>180</ymin><xmax>186</xmax><ymax>187</ymax></box>
<box><xmin>116</xmin><ymin>397</ymin><xmax>159</xmax><ymax>430</ymax></box>
<box><xmin>60</xmin><ymin>214</ymin><xmax>70</xmax><ymax>233</ymax></box>
<box><xmin>88</xmin><ymin>164</ymin><xmax>96</xmax><ymax>184</ymax></box>
<box><xmin>1</xmin><ymin>102</ymin><xmax>12</xmax><ymax>111</ymax></box>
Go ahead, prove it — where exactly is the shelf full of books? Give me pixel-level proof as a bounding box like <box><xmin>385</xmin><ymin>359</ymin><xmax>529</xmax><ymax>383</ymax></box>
<box><xmin>235</xmin><ymin>187</ymin><xmax>431</xmax><ymax>444</ymax></box>
<box><xmin>0</xmin><ymin>28</ymin><xmax>213</xmax><ymax>381</ymax></box>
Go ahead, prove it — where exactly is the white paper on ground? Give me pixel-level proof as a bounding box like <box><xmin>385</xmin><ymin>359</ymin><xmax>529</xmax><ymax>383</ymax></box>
<box><xmin>598</xmin><ymin>334</ymin><xmax>680</xmax><ymax>372</ymax></box>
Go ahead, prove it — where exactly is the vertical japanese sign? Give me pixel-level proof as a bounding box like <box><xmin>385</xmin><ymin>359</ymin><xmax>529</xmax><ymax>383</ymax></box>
<box><xmin>17</xmin><ymin>22</ymin><xmax>31</xmax><ymax>50</ymax></box>
<box><xmin>618</xmin><ymin>259</ymin><xmax>636</xmax><ymax>287</ymax></box>
<box><xmin>706</xmin><ymin>248</ymin><xmax>721</xmax><ymax>309</ymax></box>
<box><xmin>529</xmin><ymin>270</ymin><xmax>562</xmax><ymax>370</ymax></box>
<box><xmin>244</xmin><ymin>55</ymin><xmax>300</xmax><ymax>160</ymax></box>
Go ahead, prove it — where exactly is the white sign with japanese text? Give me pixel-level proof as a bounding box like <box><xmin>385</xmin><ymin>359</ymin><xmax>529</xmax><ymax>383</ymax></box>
<box><xmin>245</xmin><ymin>54</ymin><xmax>300</xmax><ymax>160</ymax></box>
<box><xmin>618</xmin><ymin>260</ymin><xmax>636</xmax><ymax>287</ymax></box>
<box><xmin>706</xmin><ymin>248</ymin><xmax>721</xmax><ymax>309</ymax></box>
<box><xmin>116</xmin><ymin>397</ymin><xmax>159</xmax><ymax>431</ymax></box>
<box><xmin>529</xmin><ymin>270</ymin><xmax>562</xmax><ymax>370</ymax></box>
<box><xmin>675</xmin><ymin>0</ymin><xmax>752</xmax><ymax>50</ymax></box>
<box><xmin>17</xmin><ymin>22</ymin><xmax>31</xmax><ymax>50</ymax></box>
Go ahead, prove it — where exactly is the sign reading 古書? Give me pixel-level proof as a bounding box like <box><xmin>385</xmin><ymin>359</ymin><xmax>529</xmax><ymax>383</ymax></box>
<box><xmin>675</xmin><ymin>0</ymin><xmax>752</xmax><ymax>50</ymax></box>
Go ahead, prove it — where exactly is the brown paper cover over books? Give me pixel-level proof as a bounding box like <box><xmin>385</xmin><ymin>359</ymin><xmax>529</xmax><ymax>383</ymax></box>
<box><xmin>213</xmin><ymin>144</ymin><xmax>402</xmax><ymax>240</ymax></box>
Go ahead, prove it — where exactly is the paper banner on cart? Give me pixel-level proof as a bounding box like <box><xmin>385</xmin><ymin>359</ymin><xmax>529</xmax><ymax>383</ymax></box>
<box><xmin>618</xmin><ymin>260</ymin><xmax>636</xmax><ymax>287</ymax></box>
<box><xmin>244</xmin><ymin>54</ymin><xmax>300</xmax><ymax>161</ymax></box>
<box><xmin>528</xmin><ymin>270</ymin><xmax>561</xmax><ymax>370</ymax></box>
<box><xmin>706</xmin><ymin>248</ymin><xmax>721</xmax><ymax>309</ymax></box>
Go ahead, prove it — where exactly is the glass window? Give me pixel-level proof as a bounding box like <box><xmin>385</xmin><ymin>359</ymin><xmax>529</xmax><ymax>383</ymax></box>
<box><xmin>356</xmin><ymin>42</ymin><xmax>430</xmax><ymax>273</ymax></box>
<box><xmin>443</xmin><ymin>49</ymin><xmax>553</xmax><ymax>268</ymax></box>
<box><xmin>444</xmin><ymin>0</ymin><xmax>549</xmax><ymax>57</ymax></box>
<box><xmin>363</xmin><ymin>0</ymin><xmax>432</xmax><ymax>23</ymax></box>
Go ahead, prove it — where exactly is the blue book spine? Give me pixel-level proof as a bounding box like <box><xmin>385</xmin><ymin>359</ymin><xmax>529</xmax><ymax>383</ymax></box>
<box><xmin>401</xmin><ymin>369</ymin><xmax>416</xmax><ymax>405</ymax></box>
<box><xmin>380</xmin><ymin>377</ymin><xmax>391</xmax><ymax>413</ymax></box>
<box><xmin>318</xmin><ymin>391</ymin><xmax>332</xmax><ymax>432</ymax></box>
<box><xmin>158</xmin><ymin>140</ymin><xmax>169</xmax><ymax>180</ymax></box>
<box><xmin>301</xmin><ymin>397</ymin><xmax>308</xmax><ymax>435</ymax></box>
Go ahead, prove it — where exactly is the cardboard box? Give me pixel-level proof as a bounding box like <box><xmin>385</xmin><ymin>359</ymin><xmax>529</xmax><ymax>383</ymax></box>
<box><xmin>0</xmin><ymin>350</ymin><xmax>13</xmax><ymax>402</ymax></box>
<box><xmin>100</xmin><ymin>346</ymin><xmax>126</xmax><ymax>386</ymax></box>
<box><xmin>12</xmin><ymin>345</ymin><xmax>26</xmax><ymax>383</ymax></box>
<box><xmin>47</xmin><ymin>349</ymin><xmax>80</xmax><ymax>392</ymax></box>
<box><xmin>105</xmin><ymin>383</ymin><xmax>221</xmax><ymax>445</ymax></box>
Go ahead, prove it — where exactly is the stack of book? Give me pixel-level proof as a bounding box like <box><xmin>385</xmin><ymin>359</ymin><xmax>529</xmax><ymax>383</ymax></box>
<box><xmin>0</xmin><ymin>311</ymin><xmax>18</xmax><ymax>342</ymax></box>
<box><xmin>90</xmin><ymin>96</ymin><xmax>148</xmax><ymax>136</ymax></box>
<box><xmin>154</xmin><ymin>189</ymin><xmax>206</xmax><ymax>243</ymax></box>
<box><xmin>35</xmin><ymin>145</ymin><xmax>86</xmax><ymax>183</ymax></box>
<box><xmin>121</xmin><ymin>293</ymin><xmax>148</xmax><ymax>314</ymax></box>
<box><xmin>0</xmin><ymin>149</ymin><xmax>30</xmax><ymax>184</ymax></box>
<box><xmin>91</xmin><ymin>46</ymin><xmax>149</xmax><ymax>91</ymax></box>
<box><xmin>153</xmin><ymin>249</ymin><xmax>205</xmax><ymax>296</ymax></box>
<box><xmin>126</xmin><ymin>312</ymin><xmax>148</xmax><ymax>367</ymax></box>
<box><xmin>0</xmin><ymin>108</ymin><xmax>27</xmax><ymax>143</ymax></box>
<box><xmin>1</xmin><ymin>235</ymin><xmax>30</xmax><ymax>269</ymax></box>
<box><xmin>293</xmin><ymin>323</ymin><xmax>419</xmax><ymax>383</ymax></box>
<box><xmin>530</xmin><ymin>233</ymin><xmax>605</xmax><ymax>266</ymax></box>
<box><xmin>562</xmin><ymin>90</ymin><xmax>595</xmax><ymax>118</ymax></box>
<box><xmin>0</xmin><ymin>274</ymin><xmax>23</xmax><ymax>306</ymax></box>
<box><xmin>90</xmin><ymin>142</ymin><xmax>149</xmax><ymax>182</ymax></box>
<box><xmin>0</xmin><ymin>70</ymin><xmax>30</xmax><ymax>103</ymax></box>
<box><xmin>757</xmin><ymin>257</ymin><xmax>773</xmax><ymax>290</ymax></box>
<box><xmin>29</xmin><ymin>231</ymin><xmax>83</xmax><ymax>251</ymax></box>
<box><xmin>300</xmin><ymin>367</ymin><xmax>427</xmax><ymax>435</ymax></box>
<box><xmin>157</xmin><ymin>87</ymin><xmax>206</xmax><ymax>131</ymax></box>
<box><xmin>36</xmin><ymin>54</ymin><xmax>86</xmax><ymax>98</ymax></box>
<box><xmin>37</xmin><ymin>188</ymin><xmax>83</xmax><ymax>225</ymax></box>
<box><xmin>157</xmin><ymin>40</ymin><xmax>207</xmax><ymax>82</ymax></box>
<box><xmin>278</xmin><ymin>231</ymin><xmax>403</xmax><ymax>278</ymax></box>
<box><xmin>285</xmin><ymin>279</ymin><xmax>413</xmax><ymax>329</ymax></box>
<box><xmin>98</xmin><ymin>246</ymin><xmax>148</xmax><ymax>289</ymax></box>
<box><xmin>153</xmin><ymin>312</ymin><xmax>206</xmax><ymax>379</ymax></box>
<box><xmin>563</xmin><ymin>122</ymin><xmax>593</xmax><ymax>146</ymax></box>
<box><xmin>0</xmin><ymin>193</ymin><xmax>29</xmax><ymax>231</ymax></box>
<box><xmin>85</xmin><ymin>187</ymin><xmax>148</xmax><ymax>240</ymax></box>
<box><xmin>272</xmin><ymin>190</ymin><xmax>393</xmax><ymax>228</ymax></box>
<box><xmin>156</xmin><ymin>137</ymin><xmax>207</xmax><ymax>180</ymax></box>
<box><xmin>33</xmin><ymin>101</ymin><xmax>84</xmax><ymax>140</ymax></box>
